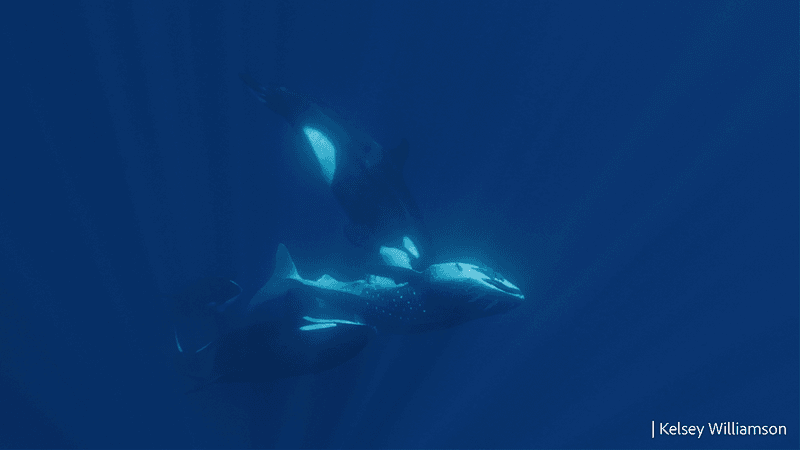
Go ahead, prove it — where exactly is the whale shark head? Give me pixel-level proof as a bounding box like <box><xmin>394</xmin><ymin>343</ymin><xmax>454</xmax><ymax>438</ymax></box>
<box><xmin>425</xmin><ymin>262</ymin><xmax>524</xmax><ymax>315</ymax></box>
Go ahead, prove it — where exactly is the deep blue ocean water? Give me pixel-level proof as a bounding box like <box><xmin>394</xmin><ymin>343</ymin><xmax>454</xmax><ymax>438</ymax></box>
<box><xmin>0</xmin><ymin>1</ymin><xmax>797</xmax><ymax>448</ymax></box>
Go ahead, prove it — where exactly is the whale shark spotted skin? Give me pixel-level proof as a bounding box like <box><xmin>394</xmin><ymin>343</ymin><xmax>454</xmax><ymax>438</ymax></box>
<box><xmin>249</xmin><ymin>244</ymin><xmax>524</xmax><ymax>334</ymax></box>
<box><xmin>240</xmin><ymin>74</ymin><xmax>429</xmax><ymax>264</ymax></box>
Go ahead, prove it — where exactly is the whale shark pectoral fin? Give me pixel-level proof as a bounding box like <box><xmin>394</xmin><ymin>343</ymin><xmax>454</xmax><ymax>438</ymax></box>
<box><xmin>302</xmin><ymin>316</ymin><xmax>365</xmax><ymax>326</ymax></box>
<box><xmin>299</xmin><ymin>323</ymin><xmax>338</xmax><ymax>331</ymax></box>
<box><xmin>299</xmin><ymin>316</ymin><xmax>371</xmax><ymax>340</ymax></box>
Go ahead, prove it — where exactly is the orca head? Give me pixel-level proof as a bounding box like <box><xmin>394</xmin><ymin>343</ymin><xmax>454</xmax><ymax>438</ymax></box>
<box><xmin>425</xmin><ymin>262</ymin><xmax>524</xmax><ymax>315</ymax></box>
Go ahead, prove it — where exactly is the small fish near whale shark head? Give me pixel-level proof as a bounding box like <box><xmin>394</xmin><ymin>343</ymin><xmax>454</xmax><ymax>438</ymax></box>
<box><xmin>172</xmin><ymin>277</ymin><xmax>373</xmax><ymax>391</ymax></box>
<box><xmin>240</xmin><ymin>73</ymin><xmax>430</xmax><ymax>263</ymax></box>
<box><xmin>249</xmin><ymin>244</ymin><xmax>524</xmax><ymax>334</ymax></box>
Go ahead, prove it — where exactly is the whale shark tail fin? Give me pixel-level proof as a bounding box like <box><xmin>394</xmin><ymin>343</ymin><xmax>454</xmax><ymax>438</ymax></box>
<box><xmin>249</xmin><ymin>244</ymin><xmax>303</xmax><ymax>312</ymax></box>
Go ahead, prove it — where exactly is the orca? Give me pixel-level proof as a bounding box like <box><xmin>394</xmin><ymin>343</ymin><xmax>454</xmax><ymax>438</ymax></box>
<box><xmin>172</xmin><ymin>277</ymin><xmax>373</xmax><ymax>391</ymax></box>
<box><xmin>248</xmin><ymin>244</ymin><xmax>525</xmax><ymax>334</ymax></box>
<box><xmin>240</xmin><ymin>74</ymin><xmax>429</xmax><ymax>265</ymax></box>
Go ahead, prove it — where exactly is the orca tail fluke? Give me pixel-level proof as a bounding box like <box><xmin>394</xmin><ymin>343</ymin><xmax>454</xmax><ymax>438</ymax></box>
<box><xmin>172</xmin><ymin>277</ymin><xmax>241</xmax><ymax>387</ymax></box>
<box><xmin>172</xmin><ymin>277</ymin><xmax>241</xmax><ymax>352</ymax></box>
<box><xmin>174</xmin><ymin>337</ymin><xmax>216</xmax><ymax>392</ymax></box>
<box><xmin>248</xmin><ymin>244</ymin><xmax>303</xmax><ymax>312</ymax></box>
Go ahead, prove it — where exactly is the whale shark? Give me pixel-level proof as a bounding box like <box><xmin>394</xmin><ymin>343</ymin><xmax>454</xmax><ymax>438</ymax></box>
<box><xmin>240</xmin><ymin>74</ymin><xmax>429</xmax><ymax>265</ymax></box>
<box><xmin>173</xmin><ymin>277</ymin><xmax>373</xmax><ymax>391</ymax></box>
<box><xmin>249</xmin><ymin>244</ymin><xmax>524</xmax><ymax>334</ymax></box>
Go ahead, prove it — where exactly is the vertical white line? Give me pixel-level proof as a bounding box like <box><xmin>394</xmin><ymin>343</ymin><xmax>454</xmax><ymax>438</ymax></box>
<box><xmin>652</xmin><ymin>421</ymin><xmax>655</xmax><ymax>439</ymax></box>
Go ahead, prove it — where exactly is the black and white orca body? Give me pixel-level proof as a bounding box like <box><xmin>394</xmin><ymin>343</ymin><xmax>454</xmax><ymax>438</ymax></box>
<box><xmin>249</xmin><ymin>244</ymin><xmax>525</xmax><ymax>334</ymax></box>
<box><xmin>173</xmin><ymin>278</ymin><xmax>373</xmax><ymax>391</ymax></box>
<box><xmin>199</xmin><ymin>315</ymin><xmax>372</xmax><ymax>386</ymax></box>
<box><xmin>240</xmin><ymin>74</ymin><xmax>429</xmax><ymax>263</ymax></box>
